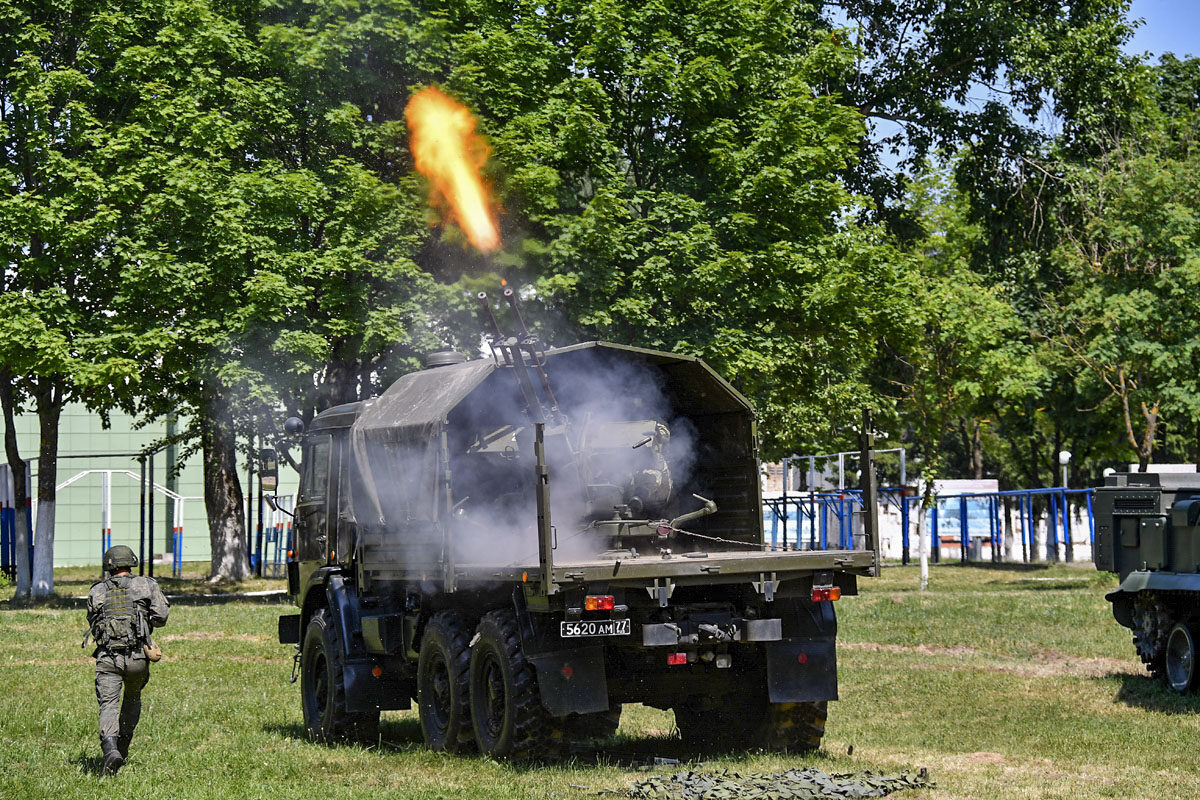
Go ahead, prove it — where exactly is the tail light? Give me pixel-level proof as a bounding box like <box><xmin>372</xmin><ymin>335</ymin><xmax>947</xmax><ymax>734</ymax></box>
<box><xmin>812</xmin><ymin>585</ymin><xmax>841</xmax><ymax>602</ymax></box>
<box><xmin>667</xmin><ymin>652</ymin><xmax>688</xmax><ymax>666</ymax></box>
<box><xmin>584</xmin><ymin>595</ymin><xmax>615</xmax><ymax>611</ymax></box>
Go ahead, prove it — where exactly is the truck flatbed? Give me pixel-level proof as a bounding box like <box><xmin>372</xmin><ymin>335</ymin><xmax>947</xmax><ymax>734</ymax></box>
<box><xmin>368</xmin><ymin>547</ymin><xmax>875</xmax><ymax>587</ymax></box>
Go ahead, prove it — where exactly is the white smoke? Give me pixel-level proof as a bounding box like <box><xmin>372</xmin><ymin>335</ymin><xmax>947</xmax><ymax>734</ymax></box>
<box><xmin>447</xmin><ymin>348</ymin><xmax>701</xmax><ymax>567</ymax></box>
<box><xmin>348</xmin><ymin>346</ymin><xmax>725</xmax><ymax>574</ymax></box>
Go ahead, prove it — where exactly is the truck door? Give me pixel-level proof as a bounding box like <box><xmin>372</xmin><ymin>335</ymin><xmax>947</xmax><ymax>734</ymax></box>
<box><xmin>297</xmin><ymin>435</ymin><xmax>332</xmax><ymax>564</ymax></box>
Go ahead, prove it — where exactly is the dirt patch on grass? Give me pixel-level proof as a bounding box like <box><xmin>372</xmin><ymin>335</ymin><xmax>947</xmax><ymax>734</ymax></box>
<box><xmin>1021</xmin><ymin>648</ymin><xmax>1141</xmax><ymax>677</ymax></box>
<box><xmin>159</xmin><ymin>632</ymin><xmax>270</xmax><ymax>643</ymax></box>
<box><xmin>846</xmin><ymin>641</ymin><xmax>1142</xmax><ymax>679</ymax></box>
<box><xmin>842</xmin><ymin>642</ymin><xmax>978</xmax><ymax>657</ymax></box>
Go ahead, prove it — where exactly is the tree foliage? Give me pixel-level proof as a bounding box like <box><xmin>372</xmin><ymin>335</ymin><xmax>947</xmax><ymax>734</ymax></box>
<box><xmin>4</xmin><ymin>0</ymin><xmax>1200</xmax><ymax>588</ymax></box>
<box><xmin>435</xmin><ymin>0</ymin><xmax>915</xmax><ymax>456</ymax></box>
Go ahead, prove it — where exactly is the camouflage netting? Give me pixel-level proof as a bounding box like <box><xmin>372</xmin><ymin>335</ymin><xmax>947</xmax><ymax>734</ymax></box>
<box><xmin>625</xmin><ymin>768</ymin><xmax>934</xmax><ymax>799</ymax></box>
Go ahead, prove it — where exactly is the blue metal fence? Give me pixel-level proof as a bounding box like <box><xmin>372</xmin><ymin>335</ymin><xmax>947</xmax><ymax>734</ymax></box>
<box><xmin>763</xmin><ymin>486</ymin><xmax>1096</xmax><ymax>564</ymax></box>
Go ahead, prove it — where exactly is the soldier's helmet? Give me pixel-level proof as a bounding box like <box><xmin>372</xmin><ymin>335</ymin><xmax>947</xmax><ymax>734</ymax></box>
<box><xmin>102</xmin><ymin>545</ymin><xmax>139</xmax><ymax>572</ymax></box>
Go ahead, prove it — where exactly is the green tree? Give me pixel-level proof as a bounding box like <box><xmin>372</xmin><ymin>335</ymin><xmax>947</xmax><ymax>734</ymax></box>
<box><xmin>1050</xmin><ymin>137</ymin><xmax>1200</xmax><ymax>470</ymax></box>
<box><xmin>822</xmin><ymin>0</ymin><xmax>1140</xmax><ymax>233</ymax></box>
<box><xmin>895</xmin><ymin>165</ymin><xmax>1043</xmax><ymax>491</ymax></box>
<box><xmin>0</xmin><ymin>0</ymin><xmax>149</xmax><ymax>596</ymax></box>
<box><xmin>111</xmin><ymin>0</ymin><xmax>452</xmax><ymax>579</ymax></box>
<box><xmin>435</xmin><ymin>0</ymin><xmax>915</xmax><ymax>457</ymax></box>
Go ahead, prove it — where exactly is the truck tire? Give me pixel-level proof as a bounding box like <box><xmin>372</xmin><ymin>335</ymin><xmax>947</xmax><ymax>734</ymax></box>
<box><xmin>1165</xmin><ymin>621</ymin><xmax>1197</xmax><ymax>693</ymax></box>
<box><xmin>675</xmin><ymin>696</ymin><xmax>826</xmax><ymax>753</ymax></box>
<box><xmin>564</xmin><ymin>704</ymin><xmax>622</xmax><ymax>742</ymax></box>
<box><xmin>300</xmin><ymin>607</ymin><xmax>380</xmax><ymax>744</ymax></box>
<box><xmin>417</xmin><ymin>611</ymin><xmax>475</xmax><ymax>752</ymax></box>
<box><xmin>468</xmin><ymin>610</ymin><xmax>564</xmax><ymax>759</ymax></box>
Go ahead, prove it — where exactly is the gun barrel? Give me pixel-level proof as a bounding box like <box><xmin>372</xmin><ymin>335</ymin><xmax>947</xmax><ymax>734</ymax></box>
<box><xmin>477</xmin><ymin>292</ymin><xmax>514</xmax><ymax>367</ymax></box>
<box><xmin>477</xmin><ymin>291</ymin><xmax>503</xmax><ymax>339</ymax></box>
<box><xmin>502</xmin><ymin>287</ymin><xmax>531</xmax><ymax>336</ymax></box>
<box><xmin>502</xmin><ymin>287</ymin><xmax>559</xmax><ymax>413</ymax></box>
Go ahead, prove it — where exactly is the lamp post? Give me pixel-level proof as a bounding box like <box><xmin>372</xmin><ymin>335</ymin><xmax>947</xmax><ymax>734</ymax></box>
<box><xmin>1058</xmin><ymin>450</ymin><xmax>1072</xmax><ymax>562</ymax></box>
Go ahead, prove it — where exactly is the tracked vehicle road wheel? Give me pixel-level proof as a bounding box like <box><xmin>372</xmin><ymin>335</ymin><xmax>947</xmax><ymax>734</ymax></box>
<box><xmin>1166</xmin><ymin>622</ymin><xmax>1197</xmax><ymax>693</ymax></box>
<box><xmin>468</xmin><ymin>610</ymin><xmax>563</xmax><ymax>759</ymax></box>
<box><xmin>1132</xmin><ymin>592</ymin><xmax>1171</xmax><ymax>680</ymax></box>
<box><xmin>675</xmin><ymin>695</ymin><xmax>826</xmax><ymax>753</ymax></box>
<box><xmin>417</xmin><ymin>611</ymin><xmax>475</xmax><ymax>752</ymax></box>
<box><xmin>300</xmin><ymin>608</ymin><xmax>379</xmax><ymax>744</ymax></box>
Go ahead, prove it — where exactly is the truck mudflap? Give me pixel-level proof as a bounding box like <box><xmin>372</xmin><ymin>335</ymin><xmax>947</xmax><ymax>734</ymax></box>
<box><xmin>512</xmin><ymin>589</ymin><xmax>612</xmax><ymax>716</ymax></box>
<box><xmin>343</xmin><ymin>659</ymin><xmax>411</xmax><ymax>713</ymax></box>
<box><xmin>766</xmin><ymin>639</ymin><xmax>837</xmax><ymax>703</ymax></box>
<box><xmin>527</xmin><ymin>647</ymin><xmax>610</xmax><ymax>717</ymax></box>
<box><xmin>321</xmin><ymin>574</ymin><xmax>411</xmax><ymax>713</ymax></box>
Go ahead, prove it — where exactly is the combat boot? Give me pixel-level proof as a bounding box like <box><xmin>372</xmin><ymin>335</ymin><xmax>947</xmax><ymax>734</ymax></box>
<box><xmin>100</xmin><ymin>736</ymin><xmax>125</xmax><ymax>775</ymax></box>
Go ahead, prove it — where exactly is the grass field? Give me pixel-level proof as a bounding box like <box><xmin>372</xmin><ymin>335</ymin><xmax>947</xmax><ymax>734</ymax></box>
<box><xmin>1</xmin><ymin>562</ymin><xmax>1198</xmax><ymax>799</ymax></box>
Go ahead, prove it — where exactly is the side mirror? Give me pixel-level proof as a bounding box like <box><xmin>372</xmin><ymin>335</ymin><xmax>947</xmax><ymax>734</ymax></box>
<box><xmin>284</xmin><ymin>416</ymin><xmax>305</xmax><ymax>435</ymax></box>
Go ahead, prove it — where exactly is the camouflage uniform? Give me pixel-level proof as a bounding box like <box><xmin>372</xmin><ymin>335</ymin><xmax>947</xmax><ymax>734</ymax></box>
<box><xmin>87</xmin><ymin>568</ymin><xmax>169</xmax><ymax>768</ymax></box>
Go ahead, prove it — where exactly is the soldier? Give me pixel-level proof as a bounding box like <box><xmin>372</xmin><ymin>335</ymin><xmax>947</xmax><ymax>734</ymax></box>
<box><xmin>85</xmin><ymin>545</ymin><xmax>169</xmax><ymax>775</ymax></box>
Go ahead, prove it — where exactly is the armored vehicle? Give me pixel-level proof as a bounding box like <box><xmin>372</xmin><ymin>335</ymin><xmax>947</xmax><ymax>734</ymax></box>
<box><xmin>1095</xmin><ymin>471</ymin><xmax>1200</xmax><ymax>692</ymax></box>
<box><xmin>277</xmin><ymin>311</ymin><xmax>880</xmax><ymax>758</ymax></box>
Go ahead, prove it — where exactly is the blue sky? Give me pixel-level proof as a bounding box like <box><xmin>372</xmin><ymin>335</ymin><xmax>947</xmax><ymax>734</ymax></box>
<box><xmin>1127</xmin><ymin>0</ymin><xmax>1198</xmax><ymax>59</ymax></box>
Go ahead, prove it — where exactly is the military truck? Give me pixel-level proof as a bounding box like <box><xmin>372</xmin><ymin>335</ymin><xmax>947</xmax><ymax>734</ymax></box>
<box><xmin>1095</xmin><ymin>471</ymin><xmax>1200</xmax><ymax>693</ymax></box>
<box><xmin>277</xmin><ymin>309</ymin><xmax>880</xmax><ymax>758</ymax></box>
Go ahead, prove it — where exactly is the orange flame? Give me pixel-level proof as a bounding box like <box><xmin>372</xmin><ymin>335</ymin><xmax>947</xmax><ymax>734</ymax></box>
<box><xmin>405</xmin><ymin>86</ymin><xmax>501</xmax><ymax>253</ymax></box>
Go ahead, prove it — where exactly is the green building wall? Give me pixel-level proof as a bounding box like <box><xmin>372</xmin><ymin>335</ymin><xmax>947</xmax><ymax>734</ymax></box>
<box><xmin>12</xmin><ymin>404</ymin><xmax>297</xmax><ymax>569</ymax></box>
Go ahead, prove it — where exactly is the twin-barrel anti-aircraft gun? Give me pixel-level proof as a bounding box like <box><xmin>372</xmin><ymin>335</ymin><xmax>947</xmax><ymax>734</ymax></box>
<box><xmin>272</xmin><ymin>286</ymin><xmax>881</xmax><ymax>758</ymax></box>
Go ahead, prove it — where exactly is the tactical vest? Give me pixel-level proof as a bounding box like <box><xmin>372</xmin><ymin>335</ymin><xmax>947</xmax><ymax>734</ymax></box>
<box><xmin>93</xmin><ymin>577</ymin><xmax>142</xmax><ymax>653</ymax></box>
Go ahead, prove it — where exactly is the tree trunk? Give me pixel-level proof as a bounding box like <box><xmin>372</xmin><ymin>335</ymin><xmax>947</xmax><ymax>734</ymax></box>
<box><xmin>0</xmin><ymin>374</ymin><xmax>31</xmax><ymax>600</ymax></box>
<box><xmin>201</xmin><ymin>386</ymin><xmax>250</xmax><ymax>582</ymax></box>
<box><xmin>971</xmin><ymin>420</ymin><xmax>983</xmax><ymax>479</ymax></box>
<box><xmin>324</xmin><ymin>356</ymin><xmax>361</xmax><ymax>408</ymax></box>
<box><xmin>1026</xmin><ymin>432</ymin><xmax>1041</xmax><ymax>489</ymax></box>
<box><xmin>1003</xmin><ymin>498</ymin><xmax>1014</xmax><ymax>562</ymax></box>
<box><xmin>917</xmin><ymin>483</ymin><xmax>934</xmax><ymax>591</ymax></box>
<box><xmin>31</xmin><ymin>380</ymin><xmax>63</xmax><ymax>597</ymax></box>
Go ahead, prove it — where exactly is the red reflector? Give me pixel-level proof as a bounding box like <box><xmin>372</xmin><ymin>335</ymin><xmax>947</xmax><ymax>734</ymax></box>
<box><xmin>797</xmin><ymin>653</ymin><xmax>808</xmax><ymax>664</ymax></box>
<box><xmin>667</xmin><ymin>652</ymin><xmax>688</xmax><ymax>666</ymax></box>
<box><xmin>812</xmin><ymin>586</ymin><xmax>840</xmax><ymax>602</ymax></box>
<box><xmin>371</xmin><ymin>666</ymin><xmax>383</xmax><ymax>677</ymax></box>
<box><xmin>585</xmin><ymin>595</ymin><xmax>615</xmax><ymax>611</ymax></box>
<box><xmin>561</xmin><ymin>663</ymin><xmax>574</xmax><ymax>679</ymax></box>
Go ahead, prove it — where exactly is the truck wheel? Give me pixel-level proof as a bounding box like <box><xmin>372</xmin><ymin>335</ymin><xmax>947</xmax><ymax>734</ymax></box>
<box><xmin>300</xmin><ymin>607</ymin><xmax>380</xmax><ymax>744</ymax></box>
<box><xmin>417</xmin><ymin>611</ymin><xmax>475</xmax><ymax>752</ymax></box>
<box><xmin>675</xmin><ymin>696</ymin><xmax>826</xmax><ymax>753</ymax></box>
<box><xmin>564</xmin><ymin>704</ymin><xmax>622</xmax><ymax>742</ymax></box>
<box><xmin>760</xmin><ymin>700</ymin><xmax>827</xmax><ymax>751</ymax></box>
<box><xmin>1165</xmin><ymin>622</ymin><xmax>1197</xmax><ymax>693</ymax></box>
<box><xmin>468</xmin><ymin>610</ymin><xmax>564</xmax><ymax>759</ymax></box>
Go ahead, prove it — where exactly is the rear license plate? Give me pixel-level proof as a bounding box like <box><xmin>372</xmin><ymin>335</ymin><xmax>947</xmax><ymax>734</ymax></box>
<box><xmin>560</xmin><ymin>619</ymin><xmax>631</xmax><ymax>638</ymax></box>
